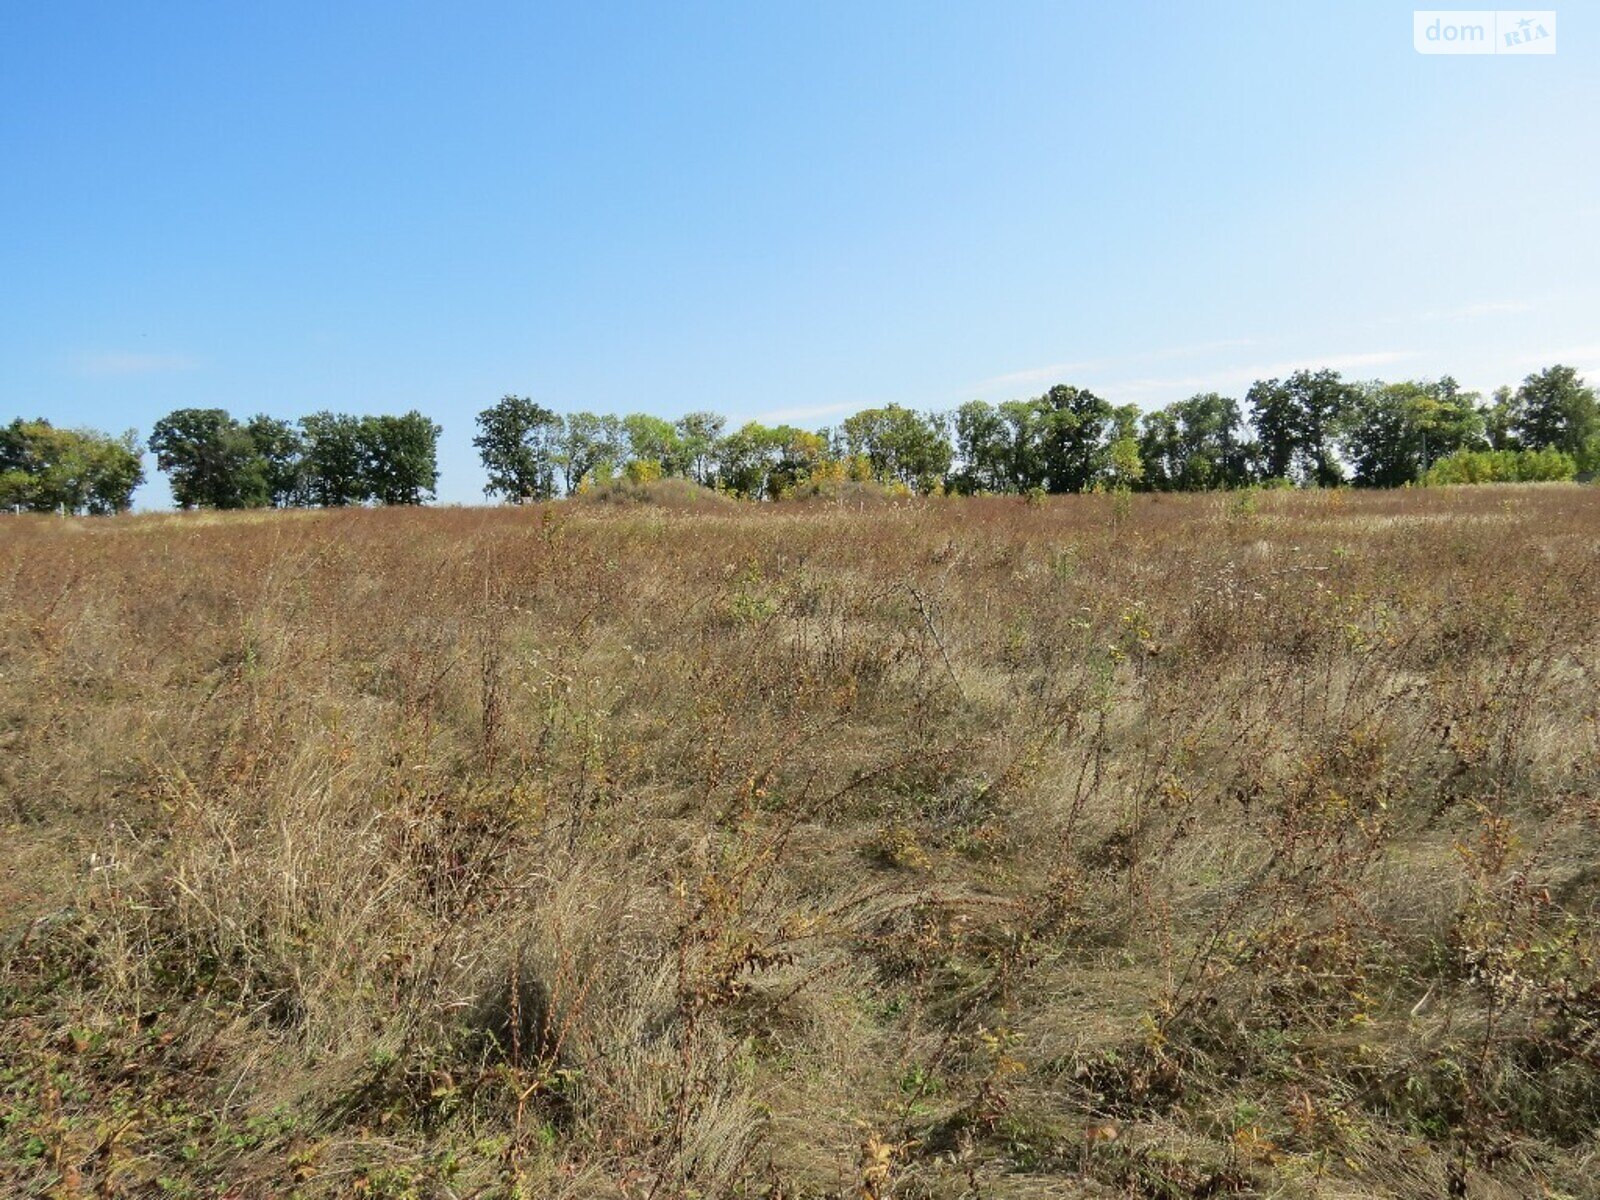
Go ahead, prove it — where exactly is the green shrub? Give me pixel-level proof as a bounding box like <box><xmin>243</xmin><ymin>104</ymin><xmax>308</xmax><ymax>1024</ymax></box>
<box><xmin>1424</xmin><ymin>447</ymin><xmax>1577</xmax><ymax>485</ymax></box>
<box><xmin>574</xmin><ymin>475</ymin><xmax>731</xmax><ymax>507</ymax></box>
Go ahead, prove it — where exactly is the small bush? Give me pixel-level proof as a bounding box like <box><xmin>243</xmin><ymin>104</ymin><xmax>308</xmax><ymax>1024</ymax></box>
<box><xmin>776</xmin><ymin>477</ymin><xmax>901</xmax><ymax>505</ymax></box>
<box><xmin>1424</xmin><ymin>447</ymin><xmax>1577</xmax><ymax>485</ymax></box>
<box><xmin>574</xmin><ymin>475</ymin><xmax>732</xmax><ymax>507</ymax></box>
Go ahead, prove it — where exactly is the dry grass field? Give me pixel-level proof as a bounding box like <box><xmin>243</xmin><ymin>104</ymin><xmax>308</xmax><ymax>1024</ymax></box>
<box><xmin>3</xmin><ymin>485</ymin><xmax>1599</xmax><ymax>1199</ymax></box>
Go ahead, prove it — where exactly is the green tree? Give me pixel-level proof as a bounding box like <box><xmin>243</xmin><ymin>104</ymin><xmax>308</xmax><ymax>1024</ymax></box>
<box><xmin>558</xmin><ymin>412</ymin><xmax>624</xmax><ymax>493</ymax></box>
<box><xmin>675</xmin><ymin>411</ymin><xmax>726</xmax><ymax>486</ymax></box>
<box><xmin>1102</xmin><ymin>403</ymin><xmax>1143</xmax><ymax>489</ymax></box>
<box><xmin>88</xmin><ymin>433</ymin><xmax>145</xmax><ymax>513</ymax></box>
<box><xmin>150</xmin><ymin>408</ymin><xmax>268</xmax><ymax>509</ymax></box>
<box><xmin>1247</xmin><ymin>378</ymin><xmax>1298</xmax><ymax>482</ymax></box>
<box><xmin>360</xmin><ymin>412</ymin><xmax>440</xmax><ymax>505</ymax></box>
<box><xmin>474</xmin><ymin>396</ymin><xmax>562</xmax><ymax>501</ymax></box>
<box><xmin>1139</xmin><ymin>393</ymin><xmax>1252</xmax><ymax>492</ymax></box>
<box><xmin>1296</xmin><ymin>370</ymin><xmax>1353</xmax><ymax>487</ymax></box>
<box><xmin>245</xmin><ymin>415</ymin><xmax>305</xmax><ymax>507</ymax></box>
<box><xmin>998</xmin><ymin>400</ymin><xmax>1047</xmax><ymax>492</ymax></box>
<box><xmin>1247</xmin><ymin>370</ymin><xmax>1354</xmax><ymax>486</ymax></box>
<box><xmin>840</xmin><ymin>405</ymin><xmax>952</xmax><ymax>493</ymax></box>
<box><xmin>1514</xmin><ymin>365</ymin><xmax>1598</xmax><ymax>466</ymax></box>
<box><xmin>950</xmin><ymin>400</ymin><xmax>1010</xmax><ymax>494</ymax></box>
<box><xmin>299</xmin><ymin>412</ymin><xmax>369</xmax><ymax>506</ymax></box>
<box><xmin>0</xmin><ymin>419</ymin><xmax>144</xmax><ymax>514</ymax></box>
<box><xmin>1339</xmin><ymin>383</ymin><xmax>1415</xmax><ymax>488</ymax></box>
<box><xmin>1339</xmin><ymin>379</ymin><xmax>1485</xmax><ymax>488</ymax></box>
<box><xmin>714</xmin><ymin>421</ymin><xmax>784</xmax><ymax>498</ymax></box>
<box><xmin>1138</xmin><ymin>407</ymin><xmax>1182</xmax><ymax>491</ymax></box>
<box><xmin>1481</xmin><ymin>386</ymin><xmax>1522</xmax><ymax>451</ymax></box>
<box><xmin>1034</xmin><ymin>385</ymin><xmax>1115</xmax><ymax>493</ymax></box>
<box><xmin>1105</xmin><ymin>432</ymin><xmax>1144</xmax><ymax>490</ymax></box>
<box><xmin>769</xmin><ymin>427</ymin><xmax>831</xmax><ymax>495</ymax></box>
<box><xmin>621</xmin><ymin>413</ymin><xmax>686</xmax><ymax>477</ymax></box>
<box><xmin>1413</xmin><ymin>377</ymin><xmax>1485</xmax><ymax>468</ymax></box>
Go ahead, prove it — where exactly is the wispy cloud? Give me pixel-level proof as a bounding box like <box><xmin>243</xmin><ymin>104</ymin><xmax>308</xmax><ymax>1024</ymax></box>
<box><xmin>1420</xmin><ymin>300</ymin><xmax>1534</xmax><ymax>322</ymax></box>
<box><xmin>1508</xmin><ymin>347</ymin><xmax>1600</xmax><ymax>383</ymax></box>
<box><xmin>1514</xmin><ymin>345</ymin><xmax>1600</xmax><ymax>366</ymax></box>
<box><xmin>977</xmin><ymin>360</ymin><xmax>1104</xmax><ymax>391</ymax></box>
<box><xmin>741</xmin><ymin>400</ymin><xmax>859</xmax><ymax>426</ymax></box>
<box><xmin>972</xmin><ymin>345</ymin><xmax>1413</xmax><ymax>404</ymax></box>
<box><xmin>1107</xmin><ymin>350</ymin><xmax>1418</xmax><ymax>398</ymax></box>
<box><xmin>971</xmin><ymin>338</ymin><xmax>1258</xmax><ymax>395</ymax></box>
<box><xmin>74</xmin><ymin>352</ymin><xmax>200</xmax><ymax>378</ymax></box>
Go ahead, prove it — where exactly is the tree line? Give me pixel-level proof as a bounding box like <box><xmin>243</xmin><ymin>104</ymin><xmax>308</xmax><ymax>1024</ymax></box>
<box><xmin>1</xmin><ymin>420</ymin><xmax>144</xmax><ymax>514</ymax></box>
<box><xmin>473</xmin><ymin>364</ymin><xmax>1597</xmax><ymax>501</ymax></box>
<box><xmin>3</xmin><ymin>407</ymin><xmax>442</xmax><ymax>513</ymax></box>
<box><xmin>3</xmin><ymin>364</ymin><xmax>1594</xmax><ymax>513</ymax></box>
<box><xmin>145</xmin><ymin>408</ymin><xmax>442</xmax><ymax>509</ymax></box>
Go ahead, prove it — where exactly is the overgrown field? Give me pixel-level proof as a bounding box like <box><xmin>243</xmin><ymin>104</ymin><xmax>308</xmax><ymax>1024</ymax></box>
<box><xmin>3</xmin><ymin>486</ymin><xmax>1598</xmax><ymax>1199</ymax></box>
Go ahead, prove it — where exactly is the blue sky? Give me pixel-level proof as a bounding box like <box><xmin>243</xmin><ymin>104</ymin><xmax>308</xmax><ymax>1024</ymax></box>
<box><xmin>3</xmin><ymin>1</ymin><xmax>1596</xmax><ymax>506</ymax></box>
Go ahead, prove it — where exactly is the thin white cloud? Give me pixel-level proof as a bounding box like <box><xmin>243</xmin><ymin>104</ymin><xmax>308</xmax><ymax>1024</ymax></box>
<box><xmin>978</xmin><ymin>360</ymin><xmax>1104</xmax><ymax>390</ymax></box>
<box><xmin>740</xmin><ymin>400</ymin><xmax>859</xmax><ymax>427</ymax></box>
<box><xmin>755</xmin><ymin>348</ymin><xmax>1422</xmax><ymax>428</ymax></box>
<box><xmin>1146</xmin><ymin>338</ymin><xmax>1260</xmax><ymax>360</ymax></box>
<box><xmin>1514</xmin><ymin>345</ymin><xmax>1600</xmax><ymax>366</ymax></box>
<box><xmin>1218</xmin><ymin>348</ymin><xmax>1418</xmax><ymax>380</ymax></box>
<box><xmin>1506</xmin><ymin>352</ymin><xmax>1600</xmax><ymax>386</ymax></box>
<box><xmin>1106</xmin><ymin>350</ymin><xmax>1419</xmax><ymax>399</ymax></box>
<box><xmin>971</xmin><ymin>338</ymin><xmax>1258</xmax><ymax>395</ymax></box>
<box><xmin>1421</xmin><ymin>300</ymin><xmax>1533</xmax><ymax>321</ymax></box>
<box><xmin>74</xmin><ymin>352</ymin><xmax>200</xmax><ymax>378</ymax></box>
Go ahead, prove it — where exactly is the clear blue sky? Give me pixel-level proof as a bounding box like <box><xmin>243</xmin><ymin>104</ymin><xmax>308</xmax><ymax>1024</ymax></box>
<box><xmin>3</xmin><ymin>1</ymin><xmax>1596</xmax><ymax>506</ymax></box>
